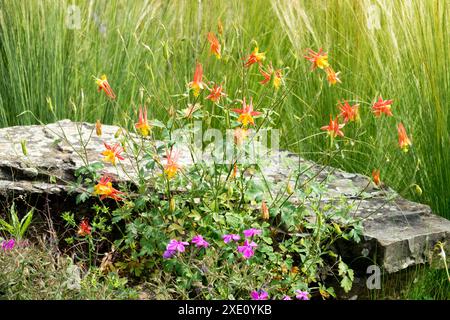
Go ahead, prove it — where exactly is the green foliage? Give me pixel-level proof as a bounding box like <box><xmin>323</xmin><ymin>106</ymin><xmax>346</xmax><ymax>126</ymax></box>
<box><xmin>0</xmin><ymin>203</ymin><xmax>34</xmax><ymax>240</ymax></box>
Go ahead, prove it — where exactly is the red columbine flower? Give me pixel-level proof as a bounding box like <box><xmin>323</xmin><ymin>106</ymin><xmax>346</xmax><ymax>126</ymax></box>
<box><xmin>397</xmin><ymin>123</ymin><xmax>412</xmax><ymax>152</ymax></box>
<box><xmin>135</xmin><ymin>106</ymin><xmax>151</xmax><ymax>137</ymax></box>
<box><xmin>95</xmin><ymin>75</ymin><xmax>116</xmax><ymax>99</ymax></box>
<box><xmin>206</xmin><ymin>84</ymin><xmax>225</xmax><ymax>103</ymax></box>
<box><xmin>188</xmin><ymin>62</ymin><xmax>206</xmax><ymax>97</ymax></box>
<box><xmin>244</xmin><ymin>47</ymin><xmax>265</xmax><ymax>68</ymax></box>
<box><xmin>372</xmin><ymin>97</ymin><xmax>394</xmax><ymax>117</ymax></box>
<box><xmin>259</xmin><ymin>66</ymin><xmax>272</xmax><ymax>85</ymax></box>
<box><xmin>325</xmin><ymin>67</ymin><xmax>341</xmax><ymax>86</ymax></box>
<box><xmin>77</xmin><ymin>219</ymin><xmax>92</xmax><ymax>236</ymax></box>
<box><xmin>372</xmin><ymin>169</ymin><xmax>381</xmax><ymax>186</ymax></box>
<box><xmin>321</xmin><ymin>115</ymin><xmax>344</xmax><ymax>138</ymax></box>
<box><xmin>338</xmin><ymin>100</ymin><xmax>360</xmax><ymax>123</ymax></box>
<box><xmin>101</xmin><ymin>142</ymin><xmax>125</xmax><ymax>165</ymax></box>
<box><xmin>304</xmin><ymin>48</ymin><xmax>329</xmax><ymax>70</ymax></box>
<box><xmin>94</xmin><ymin>176</ymin><xmax>123</xmax><ymax>201</ymax></box>
<box><xmin>164</xmin><ymin>148</ymin><xmax>181</xmax><ymax>179</ymax></box>
<box><xmin>231</xmin><ymin>97</ymin><xmax>262</xmax><ymax>127</ymax></box>
<box><xmin>207</xmin><ymin>32</ymin><xmax>221</xmax><ymax>59</ymax></box>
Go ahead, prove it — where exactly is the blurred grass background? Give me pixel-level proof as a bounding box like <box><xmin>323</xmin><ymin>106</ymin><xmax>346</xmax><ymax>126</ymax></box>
<box><xmin>0</xmin><ymin>0</ymin><xmax>449</xmax><ymax>300</ymax></box>
<box><xmin>0</xmin><ymin>0</ymin><xmax>449</xmax><ymax>216</ymax></box>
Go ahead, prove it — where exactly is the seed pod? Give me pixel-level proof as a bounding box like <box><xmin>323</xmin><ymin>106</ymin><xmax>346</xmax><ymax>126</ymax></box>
<box><xmin>414</xmin><ymin>184</ymin><xmax>423</xmax><ymax>196</ymax></box>
<box><xmin>287</xmin><ymin>183</ymin><xmax>294</xmax><ymax>195</ymax></box>
<box><xmin>95</xmin><ymin>120</ymin><xmax>102</xmax><ymax>136</ymax></box>
<box><xmin>169</xmin><ymin>197</ymin><xmax>176</xmax><ymax>213</ymax></box>
<box><xmin>20</xmin><ymin>139</ymin><xmax>28</xmax><ymax>156</ymax></box>
<box><xmin>114</xmin><ymin>128</ymin><xmax>123</xmax><ymax>138</ymax></box>
<box><xmin>261</xmin><ymin>201</ymin><xmax>269</xmax><ymax>220</ymax></box>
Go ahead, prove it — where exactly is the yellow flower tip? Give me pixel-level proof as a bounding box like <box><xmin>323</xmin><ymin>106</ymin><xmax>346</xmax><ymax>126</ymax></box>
<box><xmin>102</xmin><ymin>150</ymin><xmax>117</xmax><ymax>165</ymax></box>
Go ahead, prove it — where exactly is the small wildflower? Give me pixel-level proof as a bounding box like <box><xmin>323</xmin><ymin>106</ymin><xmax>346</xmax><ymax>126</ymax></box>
<box><xmin>77</xmin><ymin>219</ymin><xmax>92</xmax><ymax>236</ymax></box>
<box><xmin>251</xmin><ymin>290</ymin><xmax>268</xmax><ymax>300</ymax></box>
<box><xmin>283</xmin><ymin>296</ymin><xmax>292</xmax><ymax>300</ymax></box>
<box><xmin>207</xmin><ymin>32</ymin><xmax>221</xmax><ymax>59</ymax></box>
<box><xmin>206</xmin><ymin>84</ymin><xmax>225</xmax><ymax>103</ymax></box>
<box><xmin>243</xmin><ymin>228</ymin><xmax>262</xmax><ymax>238</ymax></box>
<box><xmin>273</xmin><ymin>69</ymin><xmax>283</xmax><ymax>89</ymax></box>
<box><xmin>101</xmin><ymin>142</ymin><xmax>125</xmax><ymax>165</ymax></box>
<box><xmin>338</xmin><ymin>100</ymin><xmax>359</xmax><ymax>123</ymax></box>
<box><xmin>244</xmin><ymin>47</ymin><xmax>265</xmax><ymax>68</ymax></box>
<box><xmin>166</xmin><ymin>239</ymin><xmax>189</xmax><ymax>253</ymax></box>
<box><xmin>164</xmin><ymin>148</ymin><xmax>181</xmax><ymax>179</ymax></box>
<box><xmin>188</xmin><ymin>62</ymin><xmax>206</xmax><ymax>97</ymax></box>
<box><xmin>238</xmin><ymin>240</ymin><xmax>258</xmax><ymax>259</ymax></box>
<box><xmin>397</xmin><ymin>123</ymin><xmax>412</xmax><ymax>152</ymax></box>
<box><xmin>259</xmin><ymin>66</ymin><xmax>272</xmax><ymax>85</ymax></box>
<box><xmin>372</xmin><ymin>97</ymin><xmax>394</xmax><ymax>117</ymax></box>
<box><xmin>191</xmin><ymin>235</ymin><xmax>209</xmax><ymax>248</ymax></box>
<box><xmin>321</xmin><ymin>115</ymin><xmax>344</xmax><ymax>138</ymax></box>
<box><xmin>304</xmin><ymin>48</ymin><xmax>329</xmax><ymax>70</ymax></box>
<box><xmin>95</xmin><ymin>75</ymin><xmax>116</xmax><ymax>99</ymax></box>
<box><xmin>231</xmin><ymin>97</ymin><xmax>261</xmax><ymax>127</ymax></box>
<box><xmin>295</xmin><ymin>290</ymin><xmax>310</xmax><ymax>300</ymax></box>
<box><xmin>222</xmin><ymin>234</ymin><xmax>240</xmax><ymax>243</ymax></box>
<box><xmin>163</xmin><ymin>250</ymin><xmax>176</xmax><ymax>259</ymax></box>
<box><xmin>325</xmin><ymin>67</ymin><xmax>341</xmax><ymax>86</ymax></box>
<box><xmin>1</xmin><ymin>239</ymin><xmax>15</xmax><ymax>251</ymax></box>
<box><xmin>135</xmin><ymin>106</ymin><xmax>151</xmax><ymax>137</ymax></box>
<box><xmin>94</xmin><ymin>175</ymin><xmax>124</xmax><ymax>201</ymax></box>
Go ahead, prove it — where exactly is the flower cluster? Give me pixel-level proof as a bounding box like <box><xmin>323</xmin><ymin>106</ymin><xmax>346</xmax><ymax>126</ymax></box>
<box><xmin>250</xmin><ymin>289</ymin><xmax>310</xmax><ymax>301</ymax></box>
<box><xmin>304</xmin><ymin>48</ymin><xmax>340</xmax><ymax>86</ymax></box>
<box><xmin>224</xmin><ymin>228</ymin><xmax>262</xmax><ymax>259</ymax></box>
<box><xmin>1</xmin><ymin>239</ymin><xmax>15</xmax><ymax>251</ymax></box>
<box><xmin>163</xmin><ymin>235</ymin><xmax>210</xmax><ymax>259</ymax></box>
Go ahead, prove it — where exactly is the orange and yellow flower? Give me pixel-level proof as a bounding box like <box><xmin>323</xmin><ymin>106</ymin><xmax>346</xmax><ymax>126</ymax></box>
<box><xmin>259</xmin><ymin>65</ymin><xmax>283</xmax><ymax>90</ymax></box>
<box><xmin>207</xmin><ymin>32</ymin><xmax>221</xmax><ymax>59</ymax></box>
<box><xmin>206</xmin><ymin>84</ymin><xmax>225</xmax><ymax>103</ymax></box>
<box><xmin>372</xmin><ymin>97</ymin><xmax>394</xmax><ymax>117</ymax></box>
<box><xmin>273</xmin><ymin>69</ymin><xmax>282</xmax><ymax>90</ymax></box>
<box><xmin>189</xmin><ymin>62</ymin><xmax>206</xmax><ymax>97</ymax></box>
<box><xmin>372</xmin><ymin>169</ymin><xmax>381</xmax><ymax>186</ymax></box>
<box><xmin>244</xmin><ymin>47</ymin><xmax>265</xmax><ymax>68</ymax></box>
<box><xmin>321</xmin><ymin>115</ymin><xmax>344</xmax><ymax>138</ymax></box>
<box><xmin>164</xmin><ymin>148</ymin><xmax>181</xmax><ymax>179</ymax></box>
<box><xmin>101</xmin><ymin>142</ymin><xmax>125</xmax><ymax>165</ymax></box>
<box><xmin>77</xmin><ymin>219</ymin><xmax>92</xmax><ymax>236</ymax></box>
<box><xmin>94</xmin><ymin>176</ymin><xmax>124</xmax><ymax>201</ymax></box>
<box><xmin>325</xmin><ymin>67</ymin><xmax>341</xmax><ymax>86</ymax></box>
<box><xmin>304</xmin><ymin>48</ymin><xmax>329</xmax><ymax>70</ymax></box>
<box><xmin>338</xmin><ymin>100</ymin><xmax>360</xmax><ymax>123</ymax></box>
<box><xmin>397</xmin><ymin>123</ymin><xmax>412</xmax><ymax>152</ymax></box>
<box><xmin>135</xmin><ymin>106</ymin><xmax>151</xmax><ymax>137</ymax></box>
<box><xmin>95</xmin><ymin>75</ymin><xmax>116</xmax><ymax>99</ymax></box>
<box><xmin>231</xmin><ymin>97</ymin><xmax>261</xmax><ymax>127</ymax></box>
<box><xmin>259</xmin><ymin>66</ymin><xmax>272</xmax><ymax>85</ymax></box>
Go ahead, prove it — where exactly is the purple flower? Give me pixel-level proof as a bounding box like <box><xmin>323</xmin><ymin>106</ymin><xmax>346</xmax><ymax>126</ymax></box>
<box><xmin>163</xmin><ymin>250</ymin><xmax>176</xmax><ymax>259</ymax></box>
<box><xmin>191</xmin><ymin>235</ymin><xmax>209</xmax><ymax>248</ymax></box>
<box><xmin>295</xmin><ymin>290</ymin><xmax>310</xmax><ymax>300</ymax></box>
<box><xmin>237</xmin><ymin>240</ymin><xmax>258</xmax><ymax>259</ymax></box>
<box><xmin>166</xmin><ymin>239</ymin><xmax>189</xmax><ymax>253</ymax></box>
<box><xmin>222</xmin><ymin>234</ymin><xmax>240</xmax><ymax>244</ymax></box>
<box><xmin>243</xmin><ymin>228</ymin><xmax>262</xmax><ymax>238</ymax></box>
<box><xmin>251</xmin><ymin>290</ymin><xmax>268</xmax><ymax>300</ymax></box>
<box><xmin>1</xmin><ymin>239</ymin><xmax>15</xmax><ymax>251</ymax></box>
<box><xmin>283</xmin><ymin>296</ymin><xmax>292</xmax><ymax>300</ymax></box>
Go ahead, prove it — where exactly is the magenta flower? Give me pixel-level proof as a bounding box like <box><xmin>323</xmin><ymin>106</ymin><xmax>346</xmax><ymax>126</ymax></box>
<box><xmin>251</xmin><ymin>290</ymin><xmax>268</xmax><ymax>300</ymax></box>
<box><xmin>191</xmin><ymin>235</ymin><xmax>209</xmax><ymax>248</ymax></box>
<box><xmin>295</xmin><ymin>290</ymin><xmax>310</xmax><ymax>300</ymax></box>
<box><xmin>163</xmin><ymin>250</ymin><xmax>176</xmax><ymax>259</ymax></box>
<box><xmin>283</xmin><ymin>296</ymin><xmax>292</xmax><ymax>300</ymax></box>
<box><xmin>1</xmin><ymin>239</ymin><xmax>15</xmax><ymax>251</ymax></box>
<box><xmin>243</xmin><ymin>228</ymin><xmax>262</xmax><ymax>238</ymax></box>
<box><xmin>222</xmin><ymin>234</ymin><xmax>241</xmax><ymax>243</ymax></box>
<box><xmin>166</xmin><ymin>239</ymin><xmax>189</xmax><ymax>253</ymax></box>
<box><xmin>237</xmin><ymin>240</ymin><xmax>258</xmax><ymax>259</ymax></box>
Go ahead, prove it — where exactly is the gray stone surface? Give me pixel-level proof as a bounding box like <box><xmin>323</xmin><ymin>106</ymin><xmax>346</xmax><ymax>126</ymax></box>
<box><xmin>1</xmin><ymin>120</ymin><xmax>449</xmax><ymax>273</ymax></box>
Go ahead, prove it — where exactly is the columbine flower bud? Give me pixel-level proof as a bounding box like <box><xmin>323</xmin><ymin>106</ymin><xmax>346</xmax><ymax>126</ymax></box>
<box><xmin>20</xmin><ymin>139</ymin><xmax>28</xmax><ymax>156</ymax></box>
<box><xmin>169</xmin><ymin>197</ymin><xmax>176</xmax><ymax>213</ymax></box>
<box><xmin>287</xmin><ymin>183</ymin><xmax>294</xmax><ymax>195</ymax></box>
<box><xmin>95</xmin><ymin>120</ymin><xmax>102</xmax><ymax>136</ymax></box>
<box><xmin>414</xmin><ymin>184</ymin><xmax>423</xmax><ymax>196</ymax></box>
<box><xmin>217</xmin><ymin>19</ymin><xmax>223</xmax><ymax>35</ymax></box>
<box><xmin>114</xmin><ymin>128</ymin><xmax>123</xmax><ymax>139</ymax></box>
<box><xmin>261</xmin><ymin>201</ymin><xmax>269</xmax><ymax>220</ymax></box>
